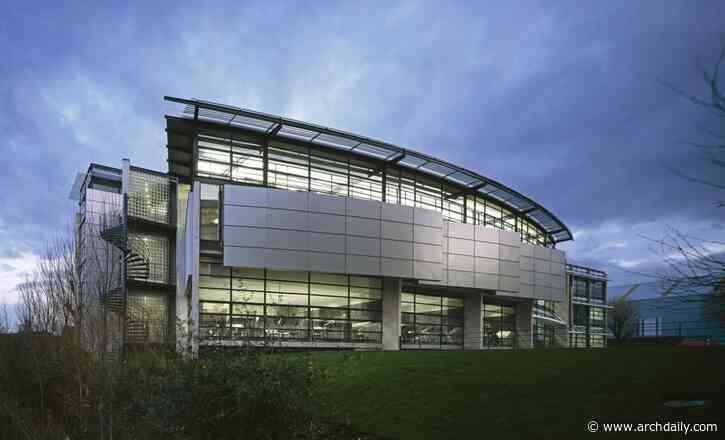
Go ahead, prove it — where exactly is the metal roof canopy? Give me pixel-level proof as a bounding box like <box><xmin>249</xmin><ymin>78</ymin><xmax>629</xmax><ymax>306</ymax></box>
<box><xmin>163</xmin><ymin>96</ymin><xmax>573</xmax><ymax>243</ymax></box>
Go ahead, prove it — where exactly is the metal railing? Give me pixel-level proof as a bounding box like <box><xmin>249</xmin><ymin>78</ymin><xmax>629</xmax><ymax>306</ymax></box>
<box><xmin>400</xmin><ymin>328</ymin><xmax>574</xmax><ymax>350</ymax></box>
<box><xmin>623</xmin><ymin>319</ymin><xmax>725</xmax><ymax>345</ymax></box>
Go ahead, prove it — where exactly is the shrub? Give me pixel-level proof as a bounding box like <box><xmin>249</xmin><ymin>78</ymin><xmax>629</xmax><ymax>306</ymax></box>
<box><xmin>121</xmin><ymin>351</ymin><xmax>318</xmax><ymax>440</ymax></box>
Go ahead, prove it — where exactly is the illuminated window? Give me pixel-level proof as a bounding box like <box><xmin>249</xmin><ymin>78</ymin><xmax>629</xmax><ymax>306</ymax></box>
<box><xmin>197</xmin><ymin>265</ymin><xmax>382</xmax><ymax>343</ymax></box>
<box><xmin>401</xmin><ymin>287</ymin><xmax>464</xmax><ymax>347</ymax></box>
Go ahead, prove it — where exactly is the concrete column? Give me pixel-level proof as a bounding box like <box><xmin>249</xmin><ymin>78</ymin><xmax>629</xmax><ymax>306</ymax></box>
<box><xmin>382</xmin><ymin>277</ymin><xmax>401</xmax><ymax>350</ymax></box>
<box><xmin>176</xmin><ymin>182</ymin><xmax>200</xmax><ymax>357</ymax></box>
<box><xmin>515</xmin><ymin>301</ymin><xmax>533</xmax><ymax>349</ymax></box>
<box><xmin>464</xmin><ymin>292</ymin><xmax>482</xmax><ymax>350</ymax></box>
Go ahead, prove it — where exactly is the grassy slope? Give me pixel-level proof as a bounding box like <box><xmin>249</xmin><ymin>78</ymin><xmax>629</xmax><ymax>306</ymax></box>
<box><xmin>310</xmin><ymin>347</ymin><xmax>725</xmax><ymax>439</ymax></box>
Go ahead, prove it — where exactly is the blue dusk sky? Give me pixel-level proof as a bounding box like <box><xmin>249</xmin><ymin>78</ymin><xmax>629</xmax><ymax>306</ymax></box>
<box><xmin>1</xmin><ymin>1</ymin><xmax>724</xmax><ymax>309</ymax></box>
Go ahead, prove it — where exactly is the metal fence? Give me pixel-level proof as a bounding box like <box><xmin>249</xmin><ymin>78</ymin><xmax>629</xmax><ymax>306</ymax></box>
<box><xmin>623</xmin><ymin>319</ymin><xmax>725</xmax><ymax>345</ymax></box>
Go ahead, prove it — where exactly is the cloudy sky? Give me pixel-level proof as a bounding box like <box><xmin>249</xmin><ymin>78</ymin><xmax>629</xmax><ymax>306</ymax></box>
<box><xmin>1</xmin><ymin>1</ymin><xmax>724</xmax><ymax>310</ymax></box>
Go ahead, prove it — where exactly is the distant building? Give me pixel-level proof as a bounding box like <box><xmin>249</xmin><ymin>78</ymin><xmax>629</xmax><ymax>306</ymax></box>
<box><xmin>630</xmin><ymin>295</ymin><xmax>725</xmax><ymax>343</ymax></box>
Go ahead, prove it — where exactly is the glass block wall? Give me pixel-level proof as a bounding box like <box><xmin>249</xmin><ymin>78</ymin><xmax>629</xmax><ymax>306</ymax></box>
<box><xmin>127</xmin><ymin>293</ymin><xmax>169</xmax><ymax>344</ymax></box>
<box><xmin>128</xmin><ymin>233</ymin><xmax>170</xmax><ymax>284</ymax></box>
<box><xmin>128</xmin><ymin>169</ymin><xmax>172</xmax><ymax>224</ymax></box>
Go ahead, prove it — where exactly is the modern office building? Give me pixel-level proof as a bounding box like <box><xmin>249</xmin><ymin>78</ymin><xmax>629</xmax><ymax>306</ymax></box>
<box><xmin>566</xmin><ymin>264</ymin><xmax>609</xmax><ymax>348</ymax></box>
<box><xmin>70</xmin><ymin>96</ymin><xmax>609</xmax><ymax>355</ymax></box>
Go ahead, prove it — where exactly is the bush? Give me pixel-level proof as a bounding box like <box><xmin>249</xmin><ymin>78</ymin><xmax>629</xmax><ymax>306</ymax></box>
<box><xmin>0</xmin><ymin>336</ymin><xmax>323</xmax><ymax>440</ymax></box>
<box><xmin>122</xmin><ymin>351</ymin><xmax>319</xmax><ymax>440</ymax></box>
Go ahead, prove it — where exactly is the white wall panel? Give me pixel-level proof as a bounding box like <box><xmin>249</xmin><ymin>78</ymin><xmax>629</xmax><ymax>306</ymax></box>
<box><xmin>474</xmin><ymin>225</ymin><xmax>499</xmax><ymax>243</ymax></box>
<box><xmin>347</xmin><ymin>217</ymin><xmax>380</xmax><ymax>238</ymax></box>
<box><xmin>347</xmin><ymin>236</ymin><xmax>380</xmax><ymax>257</ymax></box>
<box><xmin>221</xmin><ymin>186</ymin><xmax>567</xmax><ymax>291</ymax></box>
<box><xmin>347</xmin><ymin>198</ymin><xmax>381</xmax><ymax>219</ymax></box>
<box><xmin>308</xmin><ymin>252</ymin><xmax>346</xmax><ymax>273</ymax></box>
<box><xmin>223</xmin><ymin>185</ymin><xmax>442</xmax><ymax>279</ymax></box>
<box><xmin>346</xmin><ymin>254</ymin><xmax>380</xmax><ymax>275</ymax></box>
<box><xmin>381</xmin><ymin>204</ymin><xmax>413</xmax><ymax>223</ymax></box>
<box><xmin>474</xmin><ymin>257</ymin><xmax>499</xmax><ymax>275</ymax></box>
<box><xmin>224</xmin><ymin>205</ymin><xmax>267</xmax><ymax>227</ymax></box>
<box><xmin>381</xmin><ymin>221</ymin><xmax>413</xmax><ymax>241</ymax></box>
<box><xmin>381</xmin><ymin>258</ymin><xmax>413</xmax><ymax>278</ymax></box>
<box><xmin>413</xmin><ymin>225</ymin><xmax>442</xmax><ymax>245</ymax></box>
<box><xmin>382</xmin><ymin>239</ymin><xmax>413</xmax><ymax>260</ymax></box>
<box><xmin>449</xmin><ymin>237</ymin><xmax>474</xmax><ymax>256</ymax></box>
<box><xmin>308</xmin><ymin>213</ymin><xmax>346</xmax><ymax>234</ymax></box>
<box><xmin>267</xmin><ymin>188</ymin><xmax>308</xmax><ymax>211</ymax></box>
<box><xmin>309</xmin><ymin>193</ymin><xmax>346</xmax><ymax>215</ymax></box>
<box><xmin>224</xmin><ymin>185</ymin><xmax>267</xmax><ymax>207</ymax></box>
<box><xmin>475</xmin><ymin>242</ymin><xmax>499</xmax><ymax>259</ymax></box>
<box><xmin>414</xmin><ymin>243</ymin><xmax>443</xmax><ymax>263</ymax></box>
<box><xmin>308</xmin><ymin>233</ymin><xmax>346</xmax><ymax>253</ymax></box>
<box><xmin>267</xmin><ymin>209</ymin><xmax>308</xmax><ymax>230</ymax></box>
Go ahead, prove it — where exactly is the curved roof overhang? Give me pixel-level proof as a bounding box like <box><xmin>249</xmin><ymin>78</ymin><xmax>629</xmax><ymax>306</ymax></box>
<box><xmin>163</xmin><ymin>96</ymin><xmax>573</xmax><ymax>244</ymax></box>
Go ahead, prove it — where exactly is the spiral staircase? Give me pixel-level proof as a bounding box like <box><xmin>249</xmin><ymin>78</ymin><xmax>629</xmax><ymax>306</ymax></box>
<box><xmin>98</xmin><ymin>202</ymin><xmax>152</xmax><ymax>361</ymax></box>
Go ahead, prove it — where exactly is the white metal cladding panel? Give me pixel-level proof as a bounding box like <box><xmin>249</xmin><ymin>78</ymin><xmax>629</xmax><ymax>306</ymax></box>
<box><xmin>347</xmin><ymin>217</ymin><xmax>380</xmax><ymax>238</ymax></box>
<box><xmin>519</xmin><ymin>243</ymin><xmax>567</xmax><ymax>301</ymax></box>
<box><xmin>434</xmin><ymin>221</ymin><xmax>523</xmax><ymax>293</ymax></box>
<box><xmin>474</xmin><ymin>257</ymin><xmax>498</xmax><ymax>275</ymax></box>
<box><xmin>381</xmin><ymin>221</ymin><xmax>413</xmax><ymax>241</ymax></box>
<box><xmin>222</xmin><ymin>185</ymin><xmax>443</xmax><ymax>279</ymax></box>
<box><xmin>382</xmin><ymin>239</ymin><xmax>413</xmax><ymax>260</ymax></box>
<box><xmin>381</xmin><ymin>204</ymin><xmax>413</xmax><ymax>223</ymax></box>
<box><xmin>309</xmin><ymin>192</ymin><xmax>346</xmax><ymax>215</ymax></box>
<box><xmin>474</xmin><ymin>225</ymin><xmax>499</xmax><ymax>243</ymax></box>
<box><xmin>424</xmin><ymin>221</ymin><xmax>567</xmax><ymax>299</ymax></box>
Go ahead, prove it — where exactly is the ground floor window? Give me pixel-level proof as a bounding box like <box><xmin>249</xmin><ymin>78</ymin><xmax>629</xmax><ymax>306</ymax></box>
<box><xmin>198</xmin><ymin>263</ymin><xmax>382</xmax><ymax>343</ymax></box>
<box><xmin>589</xmin><ymin>335</ymin><xmax>605</xmax><ymax>347</ymax></box>
<box><xmin>534</xmin><ymin>322</ymin><xmax>555</xmax><ymax>348</ymax></box>
<box><xmin>569</xmin><ymin>333</ymin><xmax>590</xmax><ymax>348</ymax></box>
<box><xmin>482</xmin><ymin>302</ymin><xmax>516</xmax><ymax>348</ymax></box>
<box><xmin>400</xmin><ymin>286</ymin><xmax>464</xmax><ymax>347</ymax></box>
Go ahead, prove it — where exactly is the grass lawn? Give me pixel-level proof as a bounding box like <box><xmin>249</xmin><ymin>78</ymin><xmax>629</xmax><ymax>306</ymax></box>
<box><xmin>310</xmin><ymin>347</ymin><xmax>725</xmax><ymax>439</ymax></box>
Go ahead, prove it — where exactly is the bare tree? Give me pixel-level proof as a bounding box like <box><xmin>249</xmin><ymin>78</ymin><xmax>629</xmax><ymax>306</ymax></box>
<box><xmin>18</xmin><ymin>230</ymin><xmax>85</xmax><ymax>336</ymax></box>
<box><xmin>647</xmin><ymin>44</ymin><xmax>725</xmax><ymax>307</ymax></box>
<box><xmin>0</xmin><ymin>303</ymin><xmax>12</xmax><ymax>334</ymax></box>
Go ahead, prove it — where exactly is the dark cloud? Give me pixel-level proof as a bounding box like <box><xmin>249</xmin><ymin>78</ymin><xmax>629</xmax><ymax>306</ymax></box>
<box><xmin>1</xmin><ymin>0</ymin><xmax>724</xmax><ymax>293</ymax></box>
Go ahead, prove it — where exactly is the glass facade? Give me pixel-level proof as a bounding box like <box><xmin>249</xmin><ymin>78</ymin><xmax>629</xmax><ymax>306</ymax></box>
<box><xmin>482</xmin><ymin>302</ymin><xmax>517</xmax><ymax>348</ymax></box>
<box><xmin>568</xmin><ymin>269</ymin><xmax>608</xmax><ymax>348</ymax></box>
<box><xmin>534</xmin><ymin>322</ymin><xmax>555</xmax><ymax>347</ymax></box>
<box><xmin>198</xmin><ymin>263</ymin><xmax>382</xmax><ymax>343</ymax></box>
<box><xmin>400</xmin><ymin>286</ymin><xmax>464</xmax><ymax>347</ymax></box>
<box><xmin>200</xmin><ymin>183</ymin><xmax>220</xmax><ymax>241</ymax></box>
<box><xmin>194</xmin><ymin>132</ymin><xmax>553</xmax><ymax>247</ymax></box>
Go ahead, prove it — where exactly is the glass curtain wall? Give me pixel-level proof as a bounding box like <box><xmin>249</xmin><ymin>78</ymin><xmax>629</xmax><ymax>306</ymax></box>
<box><xmin>481</xmin><ymin>303</ymin><xmax>517</xmax><ymax>348</ymax></box>
<box><xmin>200</xmin><ymin>183</ymin><xmax>220</xmax><ymax>241</ymax></box>
<box><xmin>400</xmin><ymin>288</ymin><xmax>464</xmax><ymax>347</ymax></box>
<box><xmin>195</xmin><ymin>132</ymin><xmax>553</xmax><ymax>247</ymax></box>
<box><xmin>198</xmin><ymin>263</ymin><xmax>383</xmax><ymax>343</ymax></box>
<box><xmin>534</xmin><ymin>322</ymin><xmax>555</xmax><ymax>347</ymax></box>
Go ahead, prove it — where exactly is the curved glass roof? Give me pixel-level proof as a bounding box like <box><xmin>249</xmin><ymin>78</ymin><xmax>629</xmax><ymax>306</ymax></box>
<box><xmin>163</xmin><ymin>96</ymin><xmax>572</xmax><ymax>243</ymax></box>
